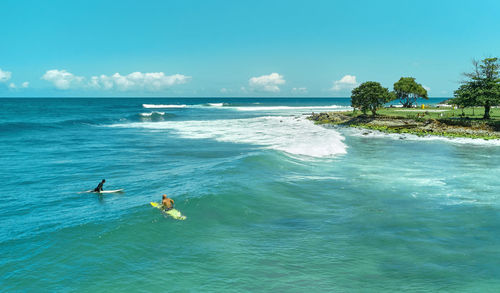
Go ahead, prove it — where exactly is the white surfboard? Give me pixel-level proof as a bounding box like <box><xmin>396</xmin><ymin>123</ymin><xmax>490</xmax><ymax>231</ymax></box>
<box><xmin>79</xmin><ymin>189</ymin><xmax>124</xmax><ymax>194</ymax></box>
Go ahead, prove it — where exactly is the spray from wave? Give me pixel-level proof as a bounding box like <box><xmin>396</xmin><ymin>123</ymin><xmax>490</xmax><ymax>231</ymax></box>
<box><xmin>108</xmin><ymin>116</ymin><xmax>347</xmax><ymax>157</ymax></box>
<box><xmin>139</xmin><ymin>111</ymin><xmax>165</xmax><ymax>117</ymax></box>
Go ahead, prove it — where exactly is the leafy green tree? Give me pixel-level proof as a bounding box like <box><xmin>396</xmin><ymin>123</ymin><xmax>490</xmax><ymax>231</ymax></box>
<box><xmin>452</xmin><ymin>82</ymin><xmax>479</xmax><ymax>116</ymax></box>
<box><xmin>393</xmin><ymin>77</ymin><xmax>428</xmax><ymax>108</ymax></box>
<box><xmin>453</xmin><ymin>58</ymin><xmax>500</xmax><ymax>119</ymax></box>
<box><xmin>351</xmin><ymin>81</ymin><xmax>394</xmax><ymax>116</ymax></box>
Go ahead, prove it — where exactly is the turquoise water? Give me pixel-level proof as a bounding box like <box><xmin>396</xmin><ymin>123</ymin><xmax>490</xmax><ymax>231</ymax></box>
<box><xmin>1</xmin><ymin>98</ymin><xmax>500</xmax><ymax>292</ymax></box>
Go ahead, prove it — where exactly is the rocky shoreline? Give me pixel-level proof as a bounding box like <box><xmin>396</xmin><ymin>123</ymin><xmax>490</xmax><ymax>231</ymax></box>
<box><xmin>309</xmin><ymin>111</ymin><xmax>500</xmax><ymax>140</ymax></box>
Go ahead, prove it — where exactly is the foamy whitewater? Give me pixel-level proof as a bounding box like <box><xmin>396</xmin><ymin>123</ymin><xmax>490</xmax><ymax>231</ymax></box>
<box><xmin>143</xmin><ymin>103</ymin><xmax>187</xmax><ymax>108</ymax></box>
<box><xmin>2</xmin><ymin>98</ymin><xmax>500</xmax><ymax>292</ymax></box>
<box><xmin>139</xmin><ymin>111</ymin><xmax>165</xmax><ymax>116</ymax></box>
<box><xmin>110</xmin><ymin>115</ymin><xmax>346</xmax><ymax>157</ymax></box>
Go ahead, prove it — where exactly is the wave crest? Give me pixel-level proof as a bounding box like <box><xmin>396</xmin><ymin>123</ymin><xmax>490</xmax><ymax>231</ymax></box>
<box><xmin>142</xmin><ymin>104</ymin><xmax>187</xmax><ymax>109</ymax></box>
<box><xmin>139</xmin><ymin>111</ymin><xmax>165</xmax><ymax>117</ymax></box>
<box><xmin>234</xmin><ymin>105</ymin><xmax>348</xmax><ymax>111</ymax></box>
<box><xmin>108</xmin><ymin>116</ymin><xmax>347</xmax><ymax>158</ymax></box>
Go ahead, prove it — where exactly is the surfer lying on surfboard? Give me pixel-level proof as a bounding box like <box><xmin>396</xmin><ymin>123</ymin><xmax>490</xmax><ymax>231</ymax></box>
<box><xmin>162</xmin><ymin>194</ymin><xmax>174</xmax><ymax>211</ymax></box>
<box><xmin>79</xmin><ymin>180</ymin><xmax>123</xmax><ymax>194</ymax></box>
<box><xmin>94</xmin><ymin>179</ymin><xmax>106</xmax><ymax>192</ymax></box>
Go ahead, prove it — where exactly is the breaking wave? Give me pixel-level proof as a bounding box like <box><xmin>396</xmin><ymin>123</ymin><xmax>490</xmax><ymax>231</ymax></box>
<box><xmin>233</xmin><ymin>105</ymin><xmax>348</xmax><ymax>111</ymax></box>
<box><xmin>139</xmin><ymin>111</ymin><xmax>165</xmax><ymax>117</ymax></box>
<box><xmin>142</xmin><ymin>104</ymin><xmax>187</xmax><ymax>109</ymax></box>
<box><xmin>108</xmin><ymin>116</ymin><xmax>347</xmax><ymax>158</ymax></box>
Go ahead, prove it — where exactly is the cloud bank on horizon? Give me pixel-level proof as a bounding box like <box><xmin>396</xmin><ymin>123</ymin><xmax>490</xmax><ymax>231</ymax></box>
<box><xmin>41</xmin><ymin>70</ymin><xmax>191</xmax><ymax>92</ymax></box>
<box><xmin>2</xmin><ymin>66</ymin><xmax>360</xmax><ymax>96</ymax></box>
<box><xmin>1</xmin><ymin>68</ymin><xmax>419</xmax><ymax>96</ymax></box>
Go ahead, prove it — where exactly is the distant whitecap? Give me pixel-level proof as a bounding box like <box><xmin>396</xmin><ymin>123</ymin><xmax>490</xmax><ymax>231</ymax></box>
<box><xmin>142</xmin><ymin>104</ymin><xmax>187</xmax><ymax>109</ymax></box>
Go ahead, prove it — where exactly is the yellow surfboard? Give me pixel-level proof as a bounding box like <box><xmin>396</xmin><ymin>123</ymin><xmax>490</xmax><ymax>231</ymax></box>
<box><xmin>150</xmin><ymin>202</ymin><xmax>186</xmax><ymax>220</ymax></box>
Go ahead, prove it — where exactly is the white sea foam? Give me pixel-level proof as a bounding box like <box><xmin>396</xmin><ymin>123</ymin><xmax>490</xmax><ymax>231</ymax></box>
<box><xmin>234</xmin><ymin>105</ymin><xmax>349</xmax><ymax>111</ymax></box>
<box><xmin>142</xmin><ymin>104</ymin><xmax>187</xmax><ymax>108</ymax></box>
<box><xmin>347</xmin><ymin>127</ymin><xmax>500</xmax><ymax>146</ymax></box>
<box><xmin>109</xmin><ymin>116</ymin><xmax>347</xmax><ymax>157</ymax></box>
<box><xmin>141</xmin><ymin>103</ymin><xmax>349</xmax><ymax>112</ymax></box>
<box><xmin>285</xmin><ymin>175</ymin><xmax>343</xmax><ymax>181</ymax></box>
<box><xmin>139</xmin><ymin>111</ymin><xmax>165</xmax><ymax>117</ymax></box>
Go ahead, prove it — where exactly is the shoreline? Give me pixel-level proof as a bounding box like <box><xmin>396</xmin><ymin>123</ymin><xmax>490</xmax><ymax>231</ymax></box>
<box><xmin>309</xmin><ymin>111</ymin><xmax>500</xmax><ymax>140</ymax></box>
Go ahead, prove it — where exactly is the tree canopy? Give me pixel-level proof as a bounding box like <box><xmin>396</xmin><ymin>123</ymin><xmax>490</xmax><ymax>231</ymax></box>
<box><xmin>393</xmin><ymin>77</ymin><xmax>428</xmax><ymax>108</ymax></box>
<box><xmin>452</xmin><ymin>57</ymin><xmax>500</xmax><ymax>119</ymax></box>
<box><xmin>351</xmin><ymin>81</ymin><xmax>394</xmax><ymax>116</ymax></box>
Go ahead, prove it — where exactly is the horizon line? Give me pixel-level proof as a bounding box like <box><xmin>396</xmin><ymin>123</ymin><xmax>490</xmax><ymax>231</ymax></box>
<box><xmin>0</xmin><ymin>96</ymin><xmax>451</xmax><ymax>99</ymax></box>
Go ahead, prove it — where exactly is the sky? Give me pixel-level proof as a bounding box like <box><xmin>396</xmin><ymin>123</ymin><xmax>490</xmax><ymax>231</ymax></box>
<box><xmin>0</xmin><ymin>0</ymin><xmax>499</xmax><ymax>97</ymax></box>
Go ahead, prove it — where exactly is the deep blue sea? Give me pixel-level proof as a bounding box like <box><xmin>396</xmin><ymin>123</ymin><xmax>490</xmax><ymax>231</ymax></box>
<box><xmin>2</xmin><ymin>98</ymin><xmax>500</xmax><ymax>292</ymax></box>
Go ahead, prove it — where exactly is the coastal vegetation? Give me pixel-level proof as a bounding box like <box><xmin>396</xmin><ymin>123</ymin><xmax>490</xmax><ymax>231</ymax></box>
<box><xmin>310</xmin><ymin>57</ymin><xmax>500</xmax><ymax>140</ymax></box>
<box><xmin>310</xmin><ymin>109</ymin><xmax>500</xmax><ymax>140</ymax></box>
<box><xmin>350</xmin><ymin>77</ymin><xmax>428</xmax><ymax>114</ymax></box>
<box><xmin>393</xmin><ymin>77</ymin><xmax>428</xmax><ymax>108</ymax></box>
<box><xmin>351</xmin><ymin>81</ymin><xmax>394</xmax><ymax>116</ymax></box>
<box><xmin>451</xmin><ymin>58</ymin><xmax>500</xmax><ymax>119</ymax></box>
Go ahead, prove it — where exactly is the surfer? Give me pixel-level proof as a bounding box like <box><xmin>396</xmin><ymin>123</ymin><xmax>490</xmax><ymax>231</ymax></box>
<box><xmin>162</xmin><ymin>194</ymin><xmax>174</xmax><ymax>211</ymax></box>
<box><xmin>94</xmin><ymin>179</ymin><xmax>105</xmax><ymax>192</ymax></box>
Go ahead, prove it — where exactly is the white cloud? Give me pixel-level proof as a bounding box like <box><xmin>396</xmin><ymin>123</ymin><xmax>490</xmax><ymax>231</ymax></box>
<box><xmin>249</xmin><ymin>73</ymin><xmax>285</xmax><ymax>93</ymax></box>
<box><xmin>42</xmin><ymin>69</ymin><xmax>84</xmax><ymax>90</ymax></box>
<box><xmin>292</xmin><ymin>87</ymin><xmax>308</xmax><ymax>94</ymax></box>
<box><xmin>423</xmin><ymin>85</ymin><xmax>430</xmax><ymax>92</ymax></box>
<box><xmin>42</xmin><ymin>69</ymin><xmax>190</xmax><ymax>91</ymax></box>
<box><xmin>6</xmin><ymin>81</ymin><xmax>29</xmax><ymax>90</ymax></box>
<box><xmin>0</xmin><ymin>68</ymin><xmax>12</xmax><ymax>83</ymax></box>
<box><xmin>220</xmin><ymin>88</ymin><xmax>229</xmax><ymax>93</ymax></box>
<box><xmin>331</xmin><ymin>75</ymin><xmax>358</xmax><ymax>91</ymax></box>
<box><xmin>90</xmin><ymin>72</ymin><xmax>190</xmax><ymax>91</ymax></box>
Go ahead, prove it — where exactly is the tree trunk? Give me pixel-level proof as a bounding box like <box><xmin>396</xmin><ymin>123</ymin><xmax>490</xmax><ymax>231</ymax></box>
<box><xmin>403</xmin><ymin>99</ymin><xmax>410</xmax><ymax>108</ymax></box>
<box><xmin>371</xmin><ymin>109</ymin><xmax>377</xmax><ymax>116</ymax></box>
<box><xmin>484</xmin><ymin>103</ymin><xmax>491</xmax><ymax>119</ymax></box>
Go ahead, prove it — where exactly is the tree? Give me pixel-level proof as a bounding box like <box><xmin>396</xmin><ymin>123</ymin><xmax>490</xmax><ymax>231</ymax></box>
<box><xmin>452</xmin><ymin>82</ymin><xmax>479</xmax><ymax>116</ymax></box>
<box><xmin>452</xmin><ymin>58</ymin><xmax>500</xmax><ymax>119</ymax></box>
<box><xmin>351</xmin><ymin>81</ymin><xmax>394</xmax><ymax>116</ymax></box>
<box><xmin>393</xmin><ymin>77</ymin><xmax>428</xmax><ymax>108</ymax></box>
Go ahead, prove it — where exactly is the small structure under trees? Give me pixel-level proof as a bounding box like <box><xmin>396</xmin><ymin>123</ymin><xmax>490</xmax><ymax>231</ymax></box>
<box><xmin>351</xmin><ymin>81</ymin><xmax>394</xmax><ymax>116</ymax></box>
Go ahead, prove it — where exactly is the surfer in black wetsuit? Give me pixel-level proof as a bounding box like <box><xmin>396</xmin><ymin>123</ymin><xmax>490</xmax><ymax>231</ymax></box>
<box><xmin>94</xmin><ymin>179</ymin><xmax>105</xmax><ymax>192</ymax></box>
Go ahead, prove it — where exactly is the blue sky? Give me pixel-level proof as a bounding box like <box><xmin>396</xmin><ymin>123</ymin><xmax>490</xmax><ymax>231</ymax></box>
<box><xmin>0</xmin><ymin>0</ymin><xmax>499</xmax><ymax>97</ymax></box>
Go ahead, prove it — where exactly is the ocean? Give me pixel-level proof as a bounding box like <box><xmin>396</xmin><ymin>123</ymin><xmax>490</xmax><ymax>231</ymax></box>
<box><xmin>1</xmin><ymin>98</ymin><xmax>500</xmax><ymax>292</ymax></box>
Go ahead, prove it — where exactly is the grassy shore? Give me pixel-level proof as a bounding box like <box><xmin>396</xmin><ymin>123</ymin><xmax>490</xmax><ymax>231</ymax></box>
<box><xmin>376</xmin><ymin>106</ymin><xmax>500</xmax><ymax>120</ymax></box>
<box><xmin>309</xmin><ymin>106</ymin><xmax>500</xmax><ymax>140</ymax></box>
